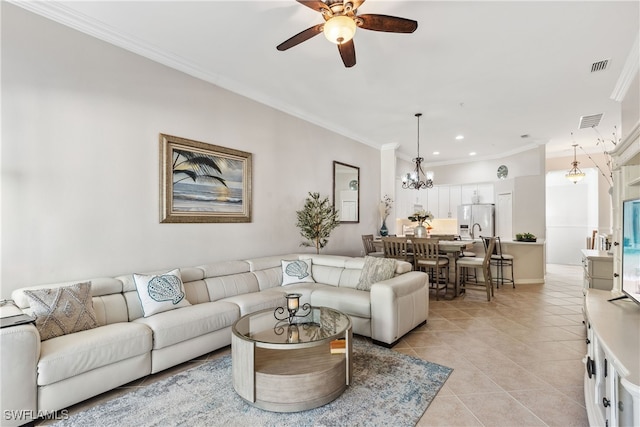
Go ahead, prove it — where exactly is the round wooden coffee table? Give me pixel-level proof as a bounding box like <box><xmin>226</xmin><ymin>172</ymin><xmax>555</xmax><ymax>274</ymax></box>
<box><xmin>231</xmin><ymin>306</ymin><xmax>352</xmax><ymax>412</ymax></box>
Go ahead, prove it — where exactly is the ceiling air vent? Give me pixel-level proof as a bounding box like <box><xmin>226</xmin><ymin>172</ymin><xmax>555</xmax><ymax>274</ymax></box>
<box><xmin>591</xmin><ymin>59</ymin><xmax>609</xmax><ymax>73</ymax></box>
<box><xmin>579</xmin><ymin>113</ymin><xmax>604</xmax><ymax>129</ymax></box>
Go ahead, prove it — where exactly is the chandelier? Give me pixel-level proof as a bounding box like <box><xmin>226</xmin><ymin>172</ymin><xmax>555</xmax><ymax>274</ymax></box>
<box><xmin>402</xmin><ymin>113</ymin><xmax>434</xmax><ymax>189</ymax></box>
<box><xmin>566</xmin><ymin>144</ymin><xmax>585</xmax><ymax>184</ymax></box>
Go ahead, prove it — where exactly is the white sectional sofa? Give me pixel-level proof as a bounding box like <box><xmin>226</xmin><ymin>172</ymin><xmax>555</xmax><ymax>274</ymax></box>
<box><xmin>0</xmin><ymin>253</ymin><xmax>428</xmax><ymax>426</ymax></box>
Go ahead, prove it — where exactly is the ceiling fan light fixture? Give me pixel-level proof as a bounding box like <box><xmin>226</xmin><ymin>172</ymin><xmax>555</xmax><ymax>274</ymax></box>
<box><xmin>323</xmin><ymin>15</ymin><xmax>356</xmax><ymax>44</ymax></box>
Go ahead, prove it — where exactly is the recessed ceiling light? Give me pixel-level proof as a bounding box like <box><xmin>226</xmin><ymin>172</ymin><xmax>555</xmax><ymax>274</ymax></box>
<box><xmin>455</xmin><ymin>135</ymin><xmax>464</xmax><ymax>140</ymax></box>
<box><xmin>469</xmin><ymin>152</ymin><xmax>477</xmax><ymax>156</ymax></box>
<box><xmin>433</xmin><ymin>151</ymin><xmax>440</xmax><ymax>155</ymax></box>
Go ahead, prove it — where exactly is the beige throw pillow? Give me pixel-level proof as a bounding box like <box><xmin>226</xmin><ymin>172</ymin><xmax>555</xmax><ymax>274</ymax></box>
<box><xmin>357</xmin><ymin>256</ymin><xmax>397</xmax><ymax>291</ymax></box>
<box><xmin>24</xmin><ymin>281</ymin><xmax>98</xmax><ymax>341</ymax></box>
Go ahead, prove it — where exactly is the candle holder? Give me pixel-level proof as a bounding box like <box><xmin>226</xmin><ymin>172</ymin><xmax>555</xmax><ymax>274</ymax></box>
<box><xmin>274</xmin><ymin>293</ymin><xmax>311</xmax><ymax>324</ymax></box>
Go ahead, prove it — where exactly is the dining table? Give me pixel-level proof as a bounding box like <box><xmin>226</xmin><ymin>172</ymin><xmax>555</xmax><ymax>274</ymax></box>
<box><xmin>373</xmin><ymin>238</ymin><xmax>476</xmax><ymax>296</ymax></box>
<box><xmin>372</xmin><ymin>238</ymin><xmax>474</xmax><ymax>258</ymax></box>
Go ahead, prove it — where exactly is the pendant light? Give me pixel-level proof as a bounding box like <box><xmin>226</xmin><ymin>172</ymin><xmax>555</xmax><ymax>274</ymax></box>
<box><xmin>566</xmin><ymin>143</ymin><xmax>585</xmax><ymax>184</ymax></box>
<box><xmin>402</xmin><ymin>113</ymin><xmax>434</xmax><ymax>189</ymax></box>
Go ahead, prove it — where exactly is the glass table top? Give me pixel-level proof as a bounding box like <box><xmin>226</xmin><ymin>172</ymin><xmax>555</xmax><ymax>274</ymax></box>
<box><xmin>232</xmin><ymin>306</ymin><xmax>351</xmax><ymax>345</ymax></box>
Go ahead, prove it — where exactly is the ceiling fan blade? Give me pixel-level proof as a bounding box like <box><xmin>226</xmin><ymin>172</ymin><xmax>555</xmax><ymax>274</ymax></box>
<box><xmin>296</xmin><ymin>0</ymin><xmax>331</xmax><ymax>13</ymax></box>
<box><xmin>277</xmin><ymin>24</ymin><xmax>324</xmax><ymax>51</ymax></box>
<box><xmin>350</xmin><ymin>0</ymin><xmax>366</xmax><ymax>10</ymax></box>
<box><xmin>358</xmin><ymin>14</ymin><xmax>418</xmax><ymax>33</ymax></box>
<box><xmin>338</xmin><ymin>40</ymin><xmax>356</xmax><ymax>68</ymax></box>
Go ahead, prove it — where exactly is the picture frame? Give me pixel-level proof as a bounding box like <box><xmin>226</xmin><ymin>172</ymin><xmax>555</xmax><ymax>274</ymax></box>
<box><xmin>160</xmin><ymin>134</ymin><xmax>252</xmax><ymax>223</ymax></box>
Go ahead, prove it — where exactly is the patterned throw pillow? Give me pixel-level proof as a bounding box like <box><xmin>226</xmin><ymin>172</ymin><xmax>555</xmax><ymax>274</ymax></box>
<box><xmin>281</xmin><ymin>259</ymin><xmax>315</xmax><ymax>286</ymax></box>
<box><xmin>133</xmin><ymin>269</ymin><xmax>191</xmax><ymax>317</ymax></box>
<box><xmin>24</xmin><ymin>281</ymin><xmax>98</xmax><ymax>341</ymax></box>
<box><xmin>357</xmin><ymin>256</ymin><xmax>397</xmax><ymax>291</ymax></box>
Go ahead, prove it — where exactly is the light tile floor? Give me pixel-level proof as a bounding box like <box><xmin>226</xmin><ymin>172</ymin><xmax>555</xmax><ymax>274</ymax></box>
<box><xmin>39</xmin><ymin>264</ymin><xmax>589</xmax><ymax>426</ymax></box>
<box><xmin>407</xmin><ymin>263</ymin><xmax>589</xmax><ymax>427</ymax></box>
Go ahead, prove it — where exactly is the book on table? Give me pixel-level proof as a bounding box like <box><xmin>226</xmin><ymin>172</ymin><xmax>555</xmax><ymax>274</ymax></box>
<box><xmin>330</xmin><ymin>339</ymin><xmax>346</xmax><ymax>354</ymax></box>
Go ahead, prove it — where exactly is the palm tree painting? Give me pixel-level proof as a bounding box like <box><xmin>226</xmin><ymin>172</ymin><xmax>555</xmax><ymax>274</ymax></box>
<box><xmin>160</xmin><ymin>134</ymin><xmax>252</xmax><ymax>223</ymax></box>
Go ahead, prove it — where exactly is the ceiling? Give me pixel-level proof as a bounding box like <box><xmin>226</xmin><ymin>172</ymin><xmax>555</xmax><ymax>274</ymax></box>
<box><xmin>14</xmin><ymin>1</ymin><xmax>639</xmax><ymax>165</ymax></box>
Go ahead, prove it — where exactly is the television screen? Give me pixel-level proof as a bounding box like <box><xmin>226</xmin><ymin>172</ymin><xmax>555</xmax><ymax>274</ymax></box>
<box><xmin>622</xmin><ymin>197</ymin><xmax>640</xmax><ymax>305</ymax></box>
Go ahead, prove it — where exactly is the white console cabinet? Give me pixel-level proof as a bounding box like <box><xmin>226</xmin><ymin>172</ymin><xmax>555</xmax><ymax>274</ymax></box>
<box><xmin>582</xmin><ymin>250</ymin><xmax>614</xmax><ymax>291</ymax></box>
<box><xmin>583</xmin><ymin>290</ymin><xmax>640</xmax><ymax>427</ymax></box>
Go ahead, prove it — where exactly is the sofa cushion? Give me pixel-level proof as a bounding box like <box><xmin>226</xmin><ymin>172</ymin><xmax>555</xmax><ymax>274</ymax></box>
<box><xmin>133</xmin><ymin>301</ymin><xmax>239</xmax><ymax>350</ymax></box>
<box><xmin>133</xmin><ymin>269</ymin><xmax>191</xmax><ymax>317</ymax></box>
<box><xmin>282</xmin><ymin>259</ymin><xmax>315</xmax><ymax>286</ymax></box>
<box><xmin>205</xmin><ymin>271</ymin><xmax>260</xmax><ymax>301</ymax></box>
<box><xmin>310</xmin><ymin>287</ymin><xmax>371</xmax><ymax>318</ymax></box>
<box><xmin>24</xmin><ymin>282</ymin><xmax>99</xmax><ymax>341</ymax></box>
<box><xmin>357</xmin><ymin>256</ymin><xmax>397</xmax><ymax>291</ymax></box>
<box><xmin>37</xmin><ymin>322</ymin><xmax>152</xmax><ymax>386</ymax></box>
<box><xmin>221</xmin><ymin>289</ymin><xmax>287</xmax><ymax>316</ymax></box>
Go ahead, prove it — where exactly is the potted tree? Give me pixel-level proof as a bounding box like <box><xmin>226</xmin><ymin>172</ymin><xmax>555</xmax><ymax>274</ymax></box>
<box><xmin>296</xmin><ymin>192</ymin><xmax>341</xmax><ymax>254</ymax></box>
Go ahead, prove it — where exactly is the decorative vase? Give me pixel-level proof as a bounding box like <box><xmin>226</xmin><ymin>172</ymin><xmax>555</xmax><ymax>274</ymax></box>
<box><xmin>414</xmin><ymin>224</ymin><xmax>427</xmax><ymax>238</ymax></box>
<box><xmin>380</xmin><ymin>219</ymin><xmax>388</xmax><ymax>237</ymax></box>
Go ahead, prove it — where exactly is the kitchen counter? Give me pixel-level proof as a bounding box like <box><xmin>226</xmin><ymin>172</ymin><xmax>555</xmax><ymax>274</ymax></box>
<box><xmin>464</xmin><ymin>238</ymin><xmax>546</xmax><ymax>285</ymax></box>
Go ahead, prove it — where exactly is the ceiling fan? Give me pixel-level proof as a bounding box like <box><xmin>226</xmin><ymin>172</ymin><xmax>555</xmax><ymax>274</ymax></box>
<box><xmin>276</xmin><ymin>0</ymin><xmax>418</xmax><ymax>68</ymax></box>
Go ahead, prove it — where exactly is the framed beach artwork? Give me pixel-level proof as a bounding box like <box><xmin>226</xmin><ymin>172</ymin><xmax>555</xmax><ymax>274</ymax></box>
<box><xmin>160</xmin><ymin>134</ymin><xmax>252</xmax><ymax>223</ymax></box>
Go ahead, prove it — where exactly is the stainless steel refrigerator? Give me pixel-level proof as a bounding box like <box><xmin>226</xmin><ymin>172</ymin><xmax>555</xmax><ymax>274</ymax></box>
<box><xmin>458</xmin><ymin>204</ymin><xmax>495</xmax><ymax>239</ymax></box>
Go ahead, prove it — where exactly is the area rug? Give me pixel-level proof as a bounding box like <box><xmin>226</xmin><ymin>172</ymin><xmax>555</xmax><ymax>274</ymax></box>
<box><xmin>53</xmin><ymin>337</ymin><xmax>452</xmax><ymax>427</ymax></box>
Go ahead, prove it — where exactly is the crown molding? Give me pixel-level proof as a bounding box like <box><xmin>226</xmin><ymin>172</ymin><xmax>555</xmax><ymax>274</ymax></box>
<box><xmin>7</xmin><ymin>1</ymin><xmax>381</xmax><ymax>151</ymax></box>
<box><xmin>611</xmin><ymin>35</ymin><xmax>639</xmax><ymax>102</ymax></box>
<box><xmin>381</xmin><ymin>143</ymin><xmax>400</xmax><ymax>151</ymax></box>
<box><xmin>396</xmin><ymin>142</ymin><xmax>543</xmax><ymax>167</ymax></box>
<box><xmin>610</xmin><ymin>120</ymin><xmax>640</xmax><ymax>168</ymax></box>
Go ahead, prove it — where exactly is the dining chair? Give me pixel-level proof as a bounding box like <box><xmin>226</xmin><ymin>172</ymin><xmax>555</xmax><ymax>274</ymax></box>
<box><xmin>482</xmin><ymin>236</ymin><xmax>514</xmax><ymax>288</ymax></box>
<box><xmin>456</xmin><ymin>236</ymin><xmax>495</xmax><ymax>301</ymax></box>
<box><xmin>361</xmin><ymin>234</ymin><xmax>384</xmax><ymax>257</ymax></box>
<box><xmin>382</xmin><ymin>236</ymin><xmax>412</xmax><ymax>265</ymax></box>
<box><xmin>412</xmin><ymin>238</ymin><xmax>449</xmax><ymax>300</ymax></box>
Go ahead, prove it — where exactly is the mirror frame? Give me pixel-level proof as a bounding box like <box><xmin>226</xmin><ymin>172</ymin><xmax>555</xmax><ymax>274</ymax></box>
<box><xmin>333</xmin><ymin>161</ymin><xmax>360</xmax><ymax>223</ymax></box>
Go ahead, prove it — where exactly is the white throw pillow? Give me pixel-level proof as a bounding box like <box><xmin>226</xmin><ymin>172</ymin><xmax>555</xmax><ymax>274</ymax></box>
<box><xmin>281</xmin><ymin>259</ymin><xmax>315</xmax><ymax>286</ymax></box>
<box><xmin>133</xmin><ymin>269</ymin><xmax>191</xmax><ymax>317</ymax></box>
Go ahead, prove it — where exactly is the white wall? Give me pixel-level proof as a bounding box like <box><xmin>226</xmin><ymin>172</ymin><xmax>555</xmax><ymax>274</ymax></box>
<box><xmin>0</xmin><ymin>4</ymin><xmax>381</xmax><ymax>297</ymax></box>
<box><xmin>546</xmin><ymin>168</ymin><xmax>599</xmax><ymax>265</ymax></box>
<box><xmin>546</xmin><ymin>152</ymin><xmax>612</xmax><ymax>232</ymax></box>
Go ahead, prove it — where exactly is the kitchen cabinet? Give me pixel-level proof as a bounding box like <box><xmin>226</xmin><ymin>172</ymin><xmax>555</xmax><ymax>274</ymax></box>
<box><xmin>461</xmin><ymin>183</ymin><xmax>494</xmax><ymax>205</ymax></box>
<box><xmin>426</xmin><ymin>187</ymin><xmax>439</xmax><ymax>216</ymax></box>
<box><xmin>438</xmin><ymin>186</ymin><xmax>452</xmax><ymax>218</ymax></box>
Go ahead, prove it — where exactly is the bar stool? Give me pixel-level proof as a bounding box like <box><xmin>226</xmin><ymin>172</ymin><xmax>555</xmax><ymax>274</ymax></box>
<box><xmin>456</xmin><ymin>237</ymin><xmax>495</xmax><ymax>301</ymax></box>
<box><xmin>412</xmin><ymin>238</ymin><xmax>449</xmax><ymax>300</ymax></box>
<box><xmin>483</xmin><ymin>236</ymin><xmax>514</xmax><ymax>288</ymax></box>
<box><xmin>456</xmin><ymin>235</ymin><xmax>477</xmax><ymax>282</ymax></box>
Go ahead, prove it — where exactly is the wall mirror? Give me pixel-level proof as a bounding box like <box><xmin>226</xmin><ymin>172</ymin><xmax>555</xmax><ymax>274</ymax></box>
<box><xmin>333</xmin><ymin>161</ymin><xmax>359</xmax><ymax>223</ymax></box>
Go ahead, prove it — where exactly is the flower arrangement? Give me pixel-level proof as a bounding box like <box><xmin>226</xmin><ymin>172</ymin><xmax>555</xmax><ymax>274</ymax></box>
<box><xmin>379</xmin><ymin>195</ymin><xmax>393</xmax><ymax>220</ymax></box>
<box><xmin>408</xmin><ymin>209</ymin><xmax>434</xmax><ymax>227</ymax></box>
